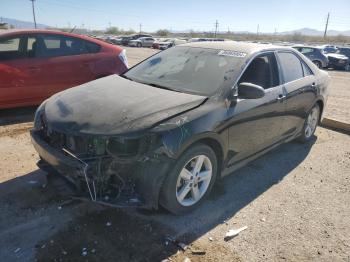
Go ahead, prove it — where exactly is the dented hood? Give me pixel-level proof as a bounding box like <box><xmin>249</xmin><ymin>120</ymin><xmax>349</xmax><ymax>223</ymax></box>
<box><xmin>44</xmin><ymin>75</ymin><xmax>206</xmax><ymax>135</ymax></box>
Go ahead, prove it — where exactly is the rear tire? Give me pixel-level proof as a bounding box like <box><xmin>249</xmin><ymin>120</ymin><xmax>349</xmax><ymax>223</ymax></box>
<box><xmin>159</xmin><ymin>144</ymin><xmax>218</xmax><ymax>214</ymax></box>
<box><xmin>137</xmin><ymin>42</ymin><xmax>142</xmax><ymax>47</ymax></box>
<box><xmin>297</xmin><ymin>104</ymin><xmax>320</xmax><ymax>143</ymax></box>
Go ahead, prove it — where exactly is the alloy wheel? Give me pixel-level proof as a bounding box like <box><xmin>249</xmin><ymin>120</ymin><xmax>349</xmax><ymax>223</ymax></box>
<box><xmin>176</xmin><ymin>155</ymin><xmax>212</xmax><ymax>206</ymax></box>
<box><xmin>305</xmin><ymin>106</ymin><xmax>319</xmax><ymax>138</ymax></box>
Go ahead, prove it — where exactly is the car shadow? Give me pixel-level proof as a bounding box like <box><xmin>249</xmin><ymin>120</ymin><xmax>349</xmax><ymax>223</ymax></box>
<box><xmin>139</xmin><ymin>137</ymin><xmax>317</xmax><ymax>238</ymax></box>
<box><xmin>0</xmin><ymin>106</ymin><xmax>37</xmax><ymax>126</ymax></box>
<box><xmin>0</xmin><ymin>136</ymin><xmax>317</xmax><ymax>261</ymax></box>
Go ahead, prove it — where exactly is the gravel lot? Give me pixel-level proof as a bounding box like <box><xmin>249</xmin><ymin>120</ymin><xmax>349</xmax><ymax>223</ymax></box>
<box><xmin>324</xmin><ymin>70</ymin><xmax>350</xmax><ymax>123</ymax></box>
<box><xmin>0</xmin><ymin>47</ymin><xmax>349</xmax><ymax>262</ymax></box>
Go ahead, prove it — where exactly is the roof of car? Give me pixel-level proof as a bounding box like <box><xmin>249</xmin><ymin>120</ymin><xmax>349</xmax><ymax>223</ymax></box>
<box><xmin>292</xmin><ymin>45</ymin><xmax>321</xmax><ymax>49</ymax></box>
<box><xmin>0</xmin><ymin>29</ymin><xmax>106</xmax><ymax>45</ymax></box>
<box><xmin>181</xmin><ymin>41</ymin><xmax>293</xmax><ymax>54</ymax></box>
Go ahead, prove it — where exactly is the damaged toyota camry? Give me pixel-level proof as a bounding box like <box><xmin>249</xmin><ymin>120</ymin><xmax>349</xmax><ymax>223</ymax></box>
<box><xmin>31</xmin><ymin>42</ymin><xmax>329</xmax><ymax>214</ymax></box>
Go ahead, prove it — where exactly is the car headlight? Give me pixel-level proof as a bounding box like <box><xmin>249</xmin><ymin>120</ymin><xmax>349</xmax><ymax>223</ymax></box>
<box><xmin>106</xmin><ymin>137</ymin><xmax>141</xmax><ymax>157</ymax></box>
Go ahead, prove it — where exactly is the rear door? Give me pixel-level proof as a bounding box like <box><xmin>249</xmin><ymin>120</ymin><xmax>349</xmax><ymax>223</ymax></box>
<box><xmin>226</xmin><ymin>52</ymin><xmax>287</xmax><ymax>165</ymax></box>
<box><xmin>32</xmin><ymin>33</ymin><xmax>97</xmax><ymax>98</ymax></box>
<box><xmin>144</xmin><ymin>37</ymin><xmax>154</xmax><ymax>47</ymax></box>
<box><xmin>276</xmin><ymin>51</ymin><xmax>317</xmax><ymax>137</ymax></box>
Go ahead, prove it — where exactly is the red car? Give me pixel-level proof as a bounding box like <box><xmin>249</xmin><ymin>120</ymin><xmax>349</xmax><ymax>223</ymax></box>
<box><xmin>0</xmin><ymin>29</ymin><xmax>128</xmax><ymax>109</ymax></box>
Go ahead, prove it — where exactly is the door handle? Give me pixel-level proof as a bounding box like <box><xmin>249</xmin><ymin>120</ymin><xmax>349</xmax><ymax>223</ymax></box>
<box><xmin>277</xmin><ymin>94</ymin><xmax>286</xmax><ymax>101</ymax></box>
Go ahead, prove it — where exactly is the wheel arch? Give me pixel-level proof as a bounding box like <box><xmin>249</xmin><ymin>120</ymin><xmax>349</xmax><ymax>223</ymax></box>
<box><xmin>174</xmin><ymin>133</ymin><xmax>226</xmax><ymax>173</ymax></box>
<box><xmin>312</xmin><ymin>59</ymin><xmax>322</xmax><ymax>67</ymax></box>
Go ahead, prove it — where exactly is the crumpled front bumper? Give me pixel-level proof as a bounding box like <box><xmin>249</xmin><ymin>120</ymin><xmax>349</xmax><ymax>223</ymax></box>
<box><xmin>30</xmin><ymin>130</ymin><xmax>174</xmax><ymax>209</ymax></box>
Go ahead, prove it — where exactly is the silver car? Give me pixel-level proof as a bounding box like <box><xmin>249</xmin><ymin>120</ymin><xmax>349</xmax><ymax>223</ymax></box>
<box><xmin>129</xmin><ymin>37</ymin><xmax>155</xmax><ymax>47</ymax></box>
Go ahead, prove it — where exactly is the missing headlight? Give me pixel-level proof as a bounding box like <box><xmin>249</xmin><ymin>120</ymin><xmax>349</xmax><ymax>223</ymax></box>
<box><xmin>106</xmin><ymin>137</ymin><xmax>141</xmax><ymax>157</ymax></box>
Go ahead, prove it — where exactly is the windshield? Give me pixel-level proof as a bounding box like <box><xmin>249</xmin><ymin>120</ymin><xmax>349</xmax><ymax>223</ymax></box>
<box><xmin>124</xmin><ymin>46</ymin><xmax>244</xmax><ymax>96</ymax></box>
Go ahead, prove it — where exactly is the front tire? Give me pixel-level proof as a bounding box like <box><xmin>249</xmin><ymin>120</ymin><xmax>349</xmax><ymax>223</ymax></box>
<box><xmin>313</xmin><ymin>60</ymin><xmax>322</xmax><ymax>69</ymax></box>
<box><xmin>137</xmin><ymin>42</ymin><xmax>142</xmax><ymax>47</ymax></box>
<box><xmin>159</xmin><ymin>144</ymin><xmax>218</xmax><ymax>214</ymax></box>
<box><xmin>298</xmin><ymin>104</ymin><xmax>320</xmax><ymax>143</ymax></box>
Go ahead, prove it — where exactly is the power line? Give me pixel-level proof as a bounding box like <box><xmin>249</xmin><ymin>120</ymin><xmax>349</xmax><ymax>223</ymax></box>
<box><xmin>30</xmin><ymin>0</ymin><xmax>37</xmax><ymax>28</ymax></box>
<box><xmin>324</xmin><ymin>12</ymin><xmax>330</xmax><ymax>38</ymax></box>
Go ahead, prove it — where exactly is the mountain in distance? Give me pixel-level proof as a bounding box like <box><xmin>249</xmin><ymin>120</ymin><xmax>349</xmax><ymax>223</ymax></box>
<box><xmin>1</xmin><ymin>18</ymin><xmax>350</xmax><ymax>36</ymax></box>
<box><xmin>0</xmin><ymin>17</ymin><xmax>50</xmax><ymax>29</ymax></box>
<box><xmin>279</xmin><ymin>27</ymin><xmax>350</xmax><ymax>36</ymax></box>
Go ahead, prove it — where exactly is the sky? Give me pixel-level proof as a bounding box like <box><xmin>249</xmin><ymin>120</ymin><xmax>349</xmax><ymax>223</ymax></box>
<box><xmin>1</xmin><ymin>0</ymin><xmax>350</xmax><ymax>33</ymax></box>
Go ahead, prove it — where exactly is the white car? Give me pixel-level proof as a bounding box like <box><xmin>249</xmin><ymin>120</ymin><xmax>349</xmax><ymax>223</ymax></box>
<box><xmin>129</xmin><ymin>37</ymin><xmax>155</xmax><ymax>47</ymax></box>
<box><xmin>157</xmin><ymin>38</ymin><xmax>187</xmax><ymax>50</ymax></box>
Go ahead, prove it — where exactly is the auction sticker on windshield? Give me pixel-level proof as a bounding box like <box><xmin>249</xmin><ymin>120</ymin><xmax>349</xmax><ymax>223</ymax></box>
<box><xmin>218</xmin><ymin>50</ymin><xmax>246</xmax><ymax>57</ymax></box>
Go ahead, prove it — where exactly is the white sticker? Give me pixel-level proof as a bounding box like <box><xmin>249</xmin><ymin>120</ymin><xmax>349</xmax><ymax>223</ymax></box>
<box><xmin>218</xmin><ymin>50</ymin><xmax>246</xmax><ymax>57</ymax></box>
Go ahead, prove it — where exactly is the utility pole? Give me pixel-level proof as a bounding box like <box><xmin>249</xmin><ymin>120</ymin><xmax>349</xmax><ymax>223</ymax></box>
<box><xmin>324</xmin><ymin>12</ymin><xmax>330</xmax><ymax>38</ymax></box>
<box><xmin>214</xmin><ymin>20</ymin><xmax>219</xmax><ymax>37</ymax></box>
<box><xmin>30</xmin><ymin>0</ymin><xmax>37</xmax><ymax>28</ymax></box>
<box><xmin>139</xmin><ymin>23</ymin><xmax>142</xmax><ymax>33</ymax></box>
<box><xmin>256</xmin><ymin>24</ymin><xmax>259</xmax><ymax>38</ymax></box>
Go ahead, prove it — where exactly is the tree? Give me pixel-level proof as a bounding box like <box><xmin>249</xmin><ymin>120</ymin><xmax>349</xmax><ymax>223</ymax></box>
<box><xmin>105</xmin><ymin>26</ymin><xmax>120</xmax><ymax>35</ymax></box>
<box><xmin>156</xmin><ymin>29</ymin><xmax>170</xmax><ymax>37</ymax></box>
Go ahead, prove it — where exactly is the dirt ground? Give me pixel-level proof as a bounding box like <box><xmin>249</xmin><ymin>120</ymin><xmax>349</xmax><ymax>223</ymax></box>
<box><xmin>0</xmin><ymin>47</ymin><xmax>349</xmax><ymax>262</ymax></box>
<box><xmin>324</xmin><ymin>70</ymin><xmax>350</xmax><ymax>123</ymax></box>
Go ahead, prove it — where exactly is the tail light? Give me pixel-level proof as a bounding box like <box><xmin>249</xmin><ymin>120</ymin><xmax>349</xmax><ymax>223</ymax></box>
<box><xmin>118</xmin><ymin>49</ymin><xmax>128</xmax><ymax>68</ymax></box>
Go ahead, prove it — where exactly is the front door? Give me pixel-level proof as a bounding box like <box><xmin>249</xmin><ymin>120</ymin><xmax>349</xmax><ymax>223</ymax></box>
<box><xmin>225</xmin><ymin>52</ymin><xmax>287</xmax><ymax>166</ymax></box>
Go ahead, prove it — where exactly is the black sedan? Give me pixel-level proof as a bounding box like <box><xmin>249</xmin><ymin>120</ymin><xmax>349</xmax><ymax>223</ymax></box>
<box><xmin>31</xmin><ymin>42</ymin><xmax>329</xmax><ymax>214</ymax></box>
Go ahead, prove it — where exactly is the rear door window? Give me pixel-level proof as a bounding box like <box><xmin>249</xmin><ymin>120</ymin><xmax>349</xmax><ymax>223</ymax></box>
<box><xmin>34</xmin><ymin>34</ymin><xmax>100</xmax><ymax>57</ymax></box>
<box><xmin>301</xmin><ymin>62</ymin><xmax>313</xmax><ymax>76</ymax></box>
<box><xmin>277</xmin><ymin>52</ymin><xmax>304</xmax><ymax>83</ymax></box>
<box><xmin>84</xmin><ymin>41</ymin><xmax>100</xmax><ymax>53</ymax></box>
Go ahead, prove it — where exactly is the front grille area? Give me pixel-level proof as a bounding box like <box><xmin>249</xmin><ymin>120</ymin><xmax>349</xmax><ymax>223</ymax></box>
<box><xmin>38</xmin><ymin>115</ymin><xmax>105</xmax><ymax>158</ymax></box>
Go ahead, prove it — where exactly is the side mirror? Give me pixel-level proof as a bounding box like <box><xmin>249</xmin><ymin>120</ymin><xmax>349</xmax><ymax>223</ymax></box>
<box><xmin>238</xmin><ymin>82</ymin><xmax>265</xmax><ymax>99</ymax></box>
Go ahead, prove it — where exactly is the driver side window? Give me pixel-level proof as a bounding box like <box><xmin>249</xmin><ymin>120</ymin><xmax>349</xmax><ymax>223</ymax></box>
<box><xmin>238</xmin><ymin>53</ymin><xmax>279</xmax><ymax>89</ymax></box>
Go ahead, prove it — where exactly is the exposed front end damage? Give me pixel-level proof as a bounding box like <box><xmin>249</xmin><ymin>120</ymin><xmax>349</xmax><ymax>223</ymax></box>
<box><xmin>30</xmin><ymin>74</ymin><xmax>210</xmax><ymax>209</ymax></box>
<box><xmin>31</xmin><ymin>109</ymin><xmax>175</xmax><ymax>209</ymax></box>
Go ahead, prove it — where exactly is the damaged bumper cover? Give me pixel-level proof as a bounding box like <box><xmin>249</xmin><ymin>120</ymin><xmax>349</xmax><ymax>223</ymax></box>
<box><xmin>30</xmin><ymin>130</ymin><xmax>174</xmax><ymax>209</ymax></box>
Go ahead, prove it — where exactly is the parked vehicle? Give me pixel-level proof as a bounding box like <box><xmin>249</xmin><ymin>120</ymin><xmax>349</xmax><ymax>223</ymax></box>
<box><xmin>322</xmin><ymin>48</ymin><xmax>348</xmax><ymax>70</ymax></box>
<box><xmin>319</xmin><ymin>45</ymin><xmax>338</xmax><ymax>54</ymax></box>
<box><xmin>119</xmin><ymin>34</ymin><xmax>153</xmax><ymax>46</ymax></box>
<box><xmin>153</xmin><ymin>38</ymin><xmax>187</xmax><ymax>50</ymax></box>
<box><xmin>292</xmin><ymin>46</ymin><xmax>328</xmax><ymax>68</ymax></box>
<box><xmin>337</xmin><ymin>46</ymin><xmax>350</xmax><ymax>70</ymax></box>
<box><xmin>31</xmin><ymin>42</ymin><xmax>329</xmax><ymax>214</ymax></box>
<box><xmin>129</xmin><ymin>37</ymin><xmax>155</xmax><ymax>47</ymax></box>
<box><xmin>189</xmin><ymin>38</ymin><xmax>225</xmax><ymax>42</ymax></box>
<box><xmin>0</xmin><ymin>29</ymin><xmax>128</xmax><ymax>109</ymax></box>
